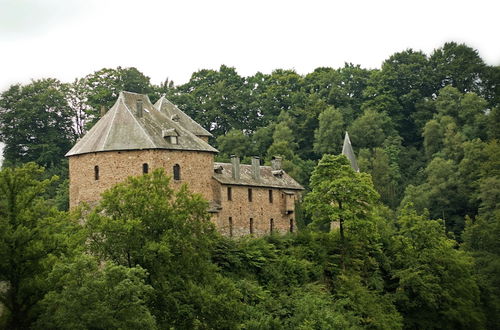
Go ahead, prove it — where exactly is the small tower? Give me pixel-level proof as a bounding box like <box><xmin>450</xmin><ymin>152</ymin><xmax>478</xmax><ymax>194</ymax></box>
<box><xmin>342</xmin><ymin>132</ymin><xmax>359</xmax><ymax>172</ymax></box>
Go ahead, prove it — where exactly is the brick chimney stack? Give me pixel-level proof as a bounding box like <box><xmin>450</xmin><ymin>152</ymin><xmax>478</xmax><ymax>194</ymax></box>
<box><xmin>230</xmin><ymin>155</ymin><xmax>240</xmax><ymax>180</ymax></box>
<box><xmin>136</xmin><ymin>99</ymin><xmax>143</xmax><ymax>117</ymax></box>
<box><xmin>271</xmin><ymin>156</ymin><xmax>282</xmax><ymax>170</ymax></box>
<box><xmin>251</xmin><ymin>156</ymin><xmax>260</xmax><ymax>181</ymax></box>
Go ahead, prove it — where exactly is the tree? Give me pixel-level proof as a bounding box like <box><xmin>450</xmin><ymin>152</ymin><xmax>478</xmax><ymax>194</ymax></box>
<box><xmin>85</xmin><ymin>169</ymin><xmax>243</xmax><ymax>329</ymax></box>
<box><xmin>216</xmin><ymin>129</ymin><xmax>252</xmax><ymax>160</ymax></box>
<box><xmin>171</xmin><ymin>65</ymin><xmax>254</xmax><ymax>136</ymax></box>
<box><xmin>349</xmin><ymin>109</ymin><xmax>395</xmax><ymax>150</ymax></box>
<box><xmin>0</xmin><ymin>163</ymin><xmax>77</xmax><ymax>329</ymax></box>
<box><xmin>313</xmin><ymin>106</ymin><xmax>344</xmax><ymax>156</ymax></box>
<box><xmin>35</xmin><ymin>254</ymin><xmax>156</xmax><ymax>330</ymax></box>
<box><xmin>390</xmin><ymin>206</ymin><xmax>484</xmax><ymax>329</ymax></box>
<box><xmin>430</xmin><ymin>42</ymin><xmax>487</xmax><ymax>95</ymax></box>
<box><xmin>0</xmin><ymin>79</ymin><xmax>74</xmax><ymax>169</ymax></box>
<box><xmin>82</xmin><ymin>67</ymin><xmax>154</xmax><ymax>128</ymax></box>
<box><xmin>304</xmin><ymin>154</ymin><xmax>379</xmax><ymax>240</ymax></box>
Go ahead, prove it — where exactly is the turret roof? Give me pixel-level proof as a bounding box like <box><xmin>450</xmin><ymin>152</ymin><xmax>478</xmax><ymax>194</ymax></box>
<box><xmin>65</xmin><ymin>92</ymin><xmax>217</xmax><ymax>157</ymax></box>
<box><xmin>342</xmin><ymin>132</ymin><xmax>359</xmax><ymax>172</ymax></box>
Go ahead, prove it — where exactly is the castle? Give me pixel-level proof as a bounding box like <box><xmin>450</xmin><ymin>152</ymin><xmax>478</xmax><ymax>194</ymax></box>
<box><xmin>66</xmin><ymin>91</ymin><xmax>303</xmax><ymax>237</ymax></box>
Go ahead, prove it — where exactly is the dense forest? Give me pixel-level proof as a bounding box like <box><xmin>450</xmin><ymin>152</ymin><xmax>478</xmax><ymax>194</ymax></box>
<box><xmin>0</xmin><ymin>42</ymin><xmax>499</xmax><ymax>329</ymax></box>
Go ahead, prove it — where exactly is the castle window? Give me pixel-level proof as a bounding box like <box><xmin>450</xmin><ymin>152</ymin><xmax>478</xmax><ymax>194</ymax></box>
<box><xmin>248</xmin><ymin>188</ymin><xmax>252</xmax><ymax>202</ymax></box>
<box><xmin>142</xmin><ymin>163</ymin><xmax>149</xmax><ymax>174</ymax></box>
<box><xmin>290</xmin><ymin>219</ymin><xmax>294</xmax><ymax>233</ymax></box>
<box><xmin>270</xmin><ymin>218</ymin><xmax>274</xmax><ymax>233</ymax></box>
<box><xmin>227</xmin><ymin>187</ymin><xmax>232</xmax><ymax>201</ymax></box>
<box><xmin>173</xmin><ymin>164</ymin><xmax>181</xmax><ymax>180</ymax></box>
<box><xmin>94</xmin><ymin>165</ymin><xmax>99</xmax><ymax>180</ymax></box>
<box><xmin>229</xmin><ymin>217</ymin><xmax>233</xmax><ymax>237</ymax></box>
<box><xmin>249</xmin><ymin>218</ymin><xmax>254</xmax><ymax>235</ymax></box>
<box><xmin>269</xmin><ymin>190</ymin><xmax>273</xmax><ymax>203</ymax></box>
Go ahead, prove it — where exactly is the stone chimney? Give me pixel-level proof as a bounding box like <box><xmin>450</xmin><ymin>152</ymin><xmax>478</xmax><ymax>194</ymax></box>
<box><xmin>251</xmin><ymin>156</ymin><xmax>260</xmax><ymax>181</ymax></box>
<box><xmin>271</xmin><ymin>156</ymin><xmax>282</xmax><ymax>170</ymax></box>
<box><xmin>230</xmin><ymin>155</ymin><xmax>240</xmax><ymax>180</ymax></box>
<box><xmin>136</xmin><ymin>99</ymin><xmax>143</xmax><ymax>118</ymax></box>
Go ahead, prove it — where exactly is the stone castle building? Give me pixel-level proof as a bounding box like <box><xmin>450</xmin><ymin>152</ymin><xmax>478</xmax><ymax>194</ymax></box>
<box><xmin>66</xmin><ymin>91</ymin><xmax>303</xmax><ymax>236</ymax></box>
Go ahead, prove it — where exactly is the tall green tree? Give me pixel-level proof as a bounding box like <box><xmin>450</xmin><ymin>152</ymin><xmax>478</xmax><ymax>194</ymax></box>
<box><xmin>0</xmin><ymin>163</ymin><xmax>77</xmax><ymax>329</ymax></box>
<box><xmin>82</xmin><ymin>67</ymin><xmax>154</xmax><ymax>128</ymax></box>
<box><xmin>35</xmin><ymin>255</ymin><xmax>156</xmax><ymax>330</ymax></box>
<box><xmin>390</xmin><ymin>206</ymin><xmax>484</xmax><ymax>329</ymax></box>
<box><xmin>314</xmin><ymin>106</ymin><xmax>344</xmax><ymax>156</ymax></box>
<box><xmin>171</xmin><ymin>65</ymin><xmax>255</xmax><ymax>136</ymax></box>
<box><xmin>0</xmin><ymin>79</ymin><xmax>74</xmax><ymax>169</ymax></box>
<box><xmin>85</xmin><ymin>169</ymin><xmax>243</xmax><ymax>329</ymax></box>
<box><xmin>304</xmin><ymin>154</ymin><xmax>379</xmax><ymax>240</ymax></box>
<box><xmin>349</xmin><ymin>109</ymin><xmax>395</xmax><ymax>150</ymax></box>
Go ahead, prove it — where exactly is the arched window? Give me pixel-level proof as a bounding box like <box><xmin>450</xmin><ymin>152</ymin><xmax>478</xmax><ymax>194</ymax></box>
<box><xmin>173</xmin><ymin>164</ymin><xmax>181</xmax><ymax>180</ymax></box>
<box><xmin>142</xmin><ymin>163</ymin><xmax>149</xmax><ymax>174</ymax></box>
<box><xmin>249</xmin><ymin>218</ymin><xmax>254</xmax><ymax>235</ymax></box>
<box><xmin>290</xmin><ymin>219</ymin><xmax>294</xmax><ymax>233</ymax></box>
<box><xmin>270</xmin><ymin>218</ymin><xmax>274</xmax><ymax>233</ymax></box>
<box><xmin>94</xmin><ymin>165</ymin><xmax>99</xmax><ymax>180</ymax></box>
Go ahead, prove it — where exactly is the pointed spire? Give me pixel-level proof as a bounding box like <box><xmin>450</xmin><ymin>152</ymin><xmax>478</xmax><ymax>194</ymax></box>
<box><xmin>342</xmin><ymin>132</ymin><xmax>359</xmax><ymax>172</ymax></box>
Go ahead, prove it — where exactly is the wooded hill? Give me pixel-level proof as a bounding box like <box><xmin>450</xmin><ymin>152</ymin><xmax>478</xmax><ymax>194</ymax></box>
<box><xmin>0</xmin><ymin>42</ymin><xmax>499</xmax><ymax>329</ymax></box>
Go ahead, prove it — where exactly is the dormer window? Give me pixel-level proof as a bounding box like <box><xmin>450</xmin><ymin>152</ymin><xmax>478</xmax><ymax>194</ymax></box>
<box><xmin>162</xmin><ymin>128</ymin><xmax>179</xmax><ymax>144</ymax></box>
<box><xmin>171</xmin><ymin>114</ymin><xmax>180</xmax><ymax>122</ymax></box>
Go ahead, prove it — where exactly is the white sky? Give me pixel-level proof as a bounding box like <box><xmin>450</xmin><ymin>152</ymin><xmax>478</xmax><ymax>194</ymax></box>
<box><xmin>0</xmin><ymin>0</ymin><xmax>499</xmax><ymax>92</ymax></box>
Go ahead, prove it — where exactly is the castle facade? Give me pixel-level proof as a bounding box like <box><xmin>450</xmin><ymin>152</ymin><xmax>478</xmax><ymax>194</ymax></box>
<box><xmin>66</xmin><ymin>92</ymin><xmax>303</xmax><ymax>236</ymax></box>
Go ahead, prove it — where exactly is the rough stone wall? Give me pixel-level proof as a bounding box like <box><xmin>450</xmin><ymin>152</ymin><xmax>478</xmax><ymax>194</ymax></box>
<box><xmin>68</xmin><ymin>149</ymin><xmax>215</xmax><ymax>208</ymax></box>
<box><xmin>212</xmin><ymin>184</ymin><xmax>299</xmax><ymax>237</ymax></box>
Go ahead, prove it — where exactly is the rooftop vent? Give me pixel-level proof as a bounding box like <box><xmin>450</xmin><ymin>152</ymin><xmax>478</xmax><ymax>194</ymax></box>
<box><xmin>214</xmin><ymin>164</ymin><xmax>223</xmax><ymax>174</ymax></box>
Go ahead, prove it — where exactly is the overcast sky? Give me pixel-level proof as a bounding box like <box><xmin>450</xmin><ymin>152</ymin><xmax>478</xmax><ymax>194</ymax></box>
<box><xmin>0</xmin><ymin>0</ymin><xmax>499</xmax><ymax>92</ymax></box>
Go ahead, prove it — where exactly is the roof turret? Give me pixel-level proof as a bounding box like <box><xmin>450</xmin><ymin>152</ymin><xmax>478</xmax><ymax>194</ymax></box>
<box><xmin>342</xmin><ymin>132</ymin><xmax>359</xmax><ymax>172</ymax></box>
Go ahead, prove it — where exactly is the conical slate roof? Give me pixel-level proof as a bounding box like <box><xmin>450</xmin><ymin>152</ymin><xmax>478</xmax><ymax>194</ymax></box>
<box><xmin>154</xmin><ymin>96</ymin><xmax>212</xmax><ymax>138</ymax></box>
<box><xmin>342</xmin><ymin>132</ymin><xmax>359</xmax><ymax>172</ymax></box>
<box><xmin>65</xmin><ymin>92</ymin><xmax>218</xmax><ymax>157</ymax></box>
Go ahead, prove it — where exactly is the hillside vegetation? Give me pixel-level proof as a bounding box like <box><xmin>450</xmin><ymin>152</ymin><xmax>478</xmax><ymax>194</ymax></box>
<box><xmin>0</xmin><ymin>42</ymin><xmax>499</xmax><ymax>329</ymax></box>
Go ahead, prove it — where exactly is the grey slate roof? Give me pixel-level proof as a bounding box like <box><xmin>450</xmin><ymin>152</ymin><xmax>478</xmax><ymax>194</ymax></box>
<box><xmin>154</xmin><ymin>96</ymin><xmax>212</xmax><ymax>138</ymax></box>
<box><xmin>66</xmin><ymin>92</ymin><xmax>218</xmax><ymax>156</ymax></box>
<box><xmin>342</xmin><ymin>132</ymin><xmax>359</xmax><ymax>172</ymax></box>
<box><xmin>213</xmin><ymin>162</ymin><xmax>304</xmax><ymax>190</ymax></box>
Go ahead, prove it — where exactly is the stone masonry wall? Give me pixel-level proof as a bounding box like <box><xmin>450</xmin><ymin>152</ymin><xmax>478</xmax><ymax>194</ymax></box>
<box><xmin>68</xmin><ymin>149</ymin><xmax>215</xmax><ymax>208</ymax></box>
<box><xmin>212</xmin><ymin>184</ymin><xmax>299</xmax><ymax>237</ymax></box>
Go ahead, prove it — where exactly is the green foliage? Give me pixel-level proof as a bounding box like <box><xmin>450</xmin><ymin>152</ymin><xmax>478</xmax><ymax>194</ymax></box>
<box><xmin>82</xmin><ymin>66</ymin><xmax>153</xmax><ymax>127</ymax></box>
<box><xmin>36</xmin><ymin>254</ymin><xmax>156</xmax><ymax>330</ymax></box>
<box><xmin>0</xmin><ymin>163</ymin><xmax>79</xmax><ymax>329</ymax></box>
<box><xmin>216</xmin><ymin>129</ymin><xmax>252</xmax><ymax>159</ymax></box>
<box><xmin>1</xmin><ymin>41</ymin><xmax>499</xmax><ymax>329</ymax></box>
<box><xmin>0</xmin><ymin>79</ymin><xmax>75</xmax><ymax>169</ymax></box>
<box><xmin>390</xmin><ymin>206</ymin><xmax>484</xmax><ymax>329</ymax></box>
<box><xmin>349</xmin><ymin>109</ymin><xmax>395</xmax><ymax>149</ymax></box>
<box><xmin>85</xmin><ymin>169</ymin><xmax>243</xmax><ymax>329</ymax></box>
<box><xmin>304</xmin><ymin>154</ymin><xmax>379</xmax><ymax>232</ymax></box>
<box><xmin>314</xmin><ymin>106</ymin><xmax>344</xmax><ymax>155</ymax></box>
